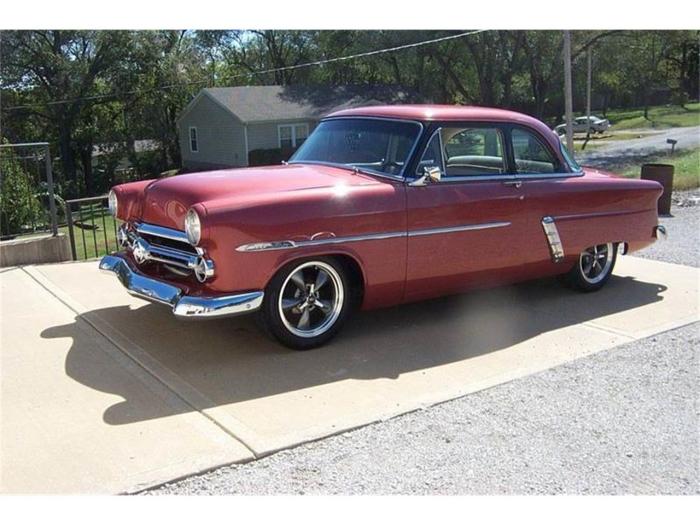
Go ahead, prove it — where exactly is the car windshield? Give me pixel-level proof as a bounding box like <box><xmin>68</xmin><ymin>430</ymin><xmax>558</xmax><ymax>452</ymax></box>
<box><xmin>289</xmin><ymin>118</ymin><xmax>422</xmax><ymax>177</ymax></box>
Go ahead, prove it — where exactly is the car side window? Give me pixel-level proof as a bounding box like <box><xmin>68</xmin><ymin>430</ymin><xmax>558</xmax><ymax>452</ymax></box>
<box><xmin>512</xmin><ymin>128</ymin><xmax>557</xmax><ymax>174</ymax></box>
<box><xmin>442</xmin><ymin>127</ymin><xmax>505</xmax><ymax>177</ymax></box>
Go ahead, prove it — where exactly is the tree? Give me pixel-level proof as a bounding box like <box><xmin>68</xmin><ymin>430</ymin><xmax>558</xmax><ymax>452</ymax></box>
<box><xmin>0</xmin><ymin>146</ymin><xmax>43</xmax><ymax>237</ymax></box>
<box><xmin>1</xmin><ymin>31</ymin><xmax>132</xmax><ymax>196</ymax></box>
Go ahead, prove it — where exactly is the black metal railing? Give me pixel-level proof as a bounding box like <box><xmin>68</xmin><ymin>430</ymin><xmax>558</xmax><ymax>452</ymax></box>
<box><xmin>64</xmin><ymin>195</ymin><xmax>120</xmax><ymax>260</ymax></box>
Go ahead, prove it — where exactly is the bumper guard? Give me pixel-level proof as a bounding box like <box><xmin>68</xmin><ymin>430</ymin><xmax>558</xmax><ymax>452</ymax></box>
<box><xmin>99</xmin><ymin>254</ymin><xmax>263</xmax><ymax>318</ymax></box>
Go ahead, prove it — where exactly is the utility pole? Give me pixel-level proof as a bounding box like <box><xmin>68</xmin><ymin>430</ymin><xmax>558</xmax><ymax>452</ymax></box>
<box><xmin>585</xmin><ymin>48</ymin><xmax>592</xmax><ymax>143</ymax></box>
<box><xmin>563</xmin><ymin>30</ymin><xmax>574</xmax><ymax>153</ymax></box>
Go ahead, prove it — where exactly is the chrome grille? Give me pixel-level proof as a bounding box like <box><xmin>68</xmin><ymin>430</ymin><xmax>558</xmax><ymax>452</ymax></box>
<box><xmin>120</xmin><ymin>222</ymin><xmax>214</xmax><ymax>282</ymax></box>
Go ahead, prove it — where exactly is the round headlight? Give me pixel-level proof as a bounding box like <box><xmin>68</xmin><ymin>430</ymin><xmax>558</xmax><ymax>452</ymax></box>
<box><xmin>108</xmin><ymin>190</ymin><xmax>118</xmax><ymax>217</ymax></box>
<box><xmin>185</xmin><ymin>208</ymin><xmax>201</xmax><ymax>246</ymax></box>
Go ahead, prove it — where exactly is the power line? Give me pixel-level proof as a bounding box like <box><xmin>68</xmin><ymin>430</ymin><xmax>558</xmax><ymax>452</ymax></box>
<box><xmin>2</xmin><ymin>30</ymin><xmax>487</xmax><ymax>111</ymax></box>
<box><xmin>225</xmin><ymin>29</ymin><xmax>487</xmax><ymax>80</ymax></box>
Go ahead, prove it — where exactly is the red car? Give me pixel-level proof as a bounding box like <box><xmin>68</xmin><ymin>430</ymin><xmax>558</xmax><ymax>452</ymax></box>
<box><xmin>101</xmin><ymin>105</ymin><xmax>665</xmax><ymax>349</ymax></box>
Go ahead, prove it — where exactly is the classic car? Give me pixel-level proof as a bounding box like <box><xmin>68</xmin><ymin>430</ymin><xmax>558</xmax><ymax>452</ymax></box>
<box><xmin>100</xmin><ymin>105</ymin><xmax>665</xmax><ymax>349</ymax></box>
<box><xmin>554</xmin><ymin>115</ymin><xmax>611</xmax><ymax>135</ymax></box>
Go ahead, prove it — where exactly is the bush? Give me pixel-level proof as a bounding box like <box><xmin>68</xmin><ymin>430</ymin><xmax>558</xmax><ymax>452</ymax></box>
<box><xmin>0</xmin><ymin>148</ymin><xmax>44</xmax><ymax>237</ymax></box>
<box><xmin>248</xmin><ymin>147</ymin><xmax>297</xmax><ymax>167</ymax></box>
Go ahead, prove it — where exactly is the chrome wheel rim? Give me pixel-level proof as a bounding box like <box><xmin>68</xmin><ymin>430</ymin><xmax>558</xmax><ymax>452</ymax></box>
<box><xmin>278</xmin><ymin>261</ymin><xmax>344</xmax><ymax>338</ymax></box>
<box><xmin>579</xmin><ymin>242</ymin><xmax>614</xmax><ymax>284</ymax></box>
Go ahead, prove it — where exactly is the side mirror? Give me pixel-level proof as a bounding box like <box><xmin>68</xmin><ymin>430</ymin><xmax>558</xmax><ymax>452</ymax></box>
<box><xmin>426</xmin><ymin>166</ymin><xmax>442</xmax><ymax>183</ymax></box>
<box><xmin>410</xmin><ymin>165</ymin><xmax>442</xmax><ymax>187</ymax></box>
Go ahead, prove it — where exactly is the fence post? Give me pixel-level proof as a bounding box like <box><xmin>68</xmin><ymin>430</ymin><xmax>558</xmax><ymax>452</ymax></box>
<box><xmin>44</xmin><ymin>144</ymin><xmax>58</xmax><ymax>237</ymax></box>
<box><xmin>64</xmin><ymin>200</ymin><xmax>77</xmax><ymax>260</ymax></box>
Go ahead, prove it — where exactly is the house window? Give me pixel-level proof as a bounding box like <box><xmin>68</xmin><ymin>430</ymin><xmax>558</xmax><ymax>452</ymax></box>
<box><xmin>278</xmin><ymin>123</ymin><xmax>308</xmax><ymax>149</ymax></box>
<box><xmin>189</xmin><ymin>127</ymin><xmax>198</xmax><ymax>153</ymax></box>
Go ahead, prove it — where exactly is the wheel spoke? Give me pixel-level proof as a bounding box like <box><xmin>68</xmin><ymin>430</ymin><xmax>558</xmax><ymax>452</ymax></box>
<box><xmin>315</xmin><ymin>298</ymin><xmax>331</xmax><ymax>313</ymax></box>
<box><xmin>281</xmin><ymin>298</ymin><xmax>303</xmax><ymax>311</ymax></box>
<box><xmin>315</xmin><ymin>269</ymin><xmax>329</xmax><ymax>290</ymax></box>
<box><xmin>297</xmin><ymin>308</ymin><xmax>310</xmax><ymax>329</ymax></box>
<box><xmin>290</xmin><ymin>271</ymin><xmax>306</xmax><ymax>291</ymax></box>
<box><xmin>581</xmin><ymin>255</ymin><xmax>594</xmax><ymax>274</ymax></box>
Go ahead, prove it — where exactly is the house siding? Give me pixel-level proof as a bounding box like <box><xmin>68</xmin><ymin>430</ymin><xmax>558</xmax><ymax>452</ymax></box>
<box><xmin>178</xmin><ymin>95</ymin><xmax>247</xmax><ymax>170</ymax></box>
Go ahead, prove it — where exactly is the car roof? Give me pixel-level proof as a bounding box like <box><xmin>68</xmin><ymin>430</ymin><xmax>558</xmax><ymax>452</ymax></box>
<box><xmin>326</xmin><ymin>104</ymin><xmax>561</xmax><ymax>152</ymax></box>
<box><xmin>329</xmin><ymin>104</ymin><xmax>535</xmax><ymax>123</ymax></box>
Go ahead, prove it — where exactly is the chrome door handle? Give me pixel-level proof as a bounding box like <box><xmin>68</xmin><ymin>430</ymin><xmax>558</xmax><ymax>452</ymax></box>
<box><xmin>503</xmin><ymin>180</ymin><xmax>522</xmax><ymax>188</ymax></box>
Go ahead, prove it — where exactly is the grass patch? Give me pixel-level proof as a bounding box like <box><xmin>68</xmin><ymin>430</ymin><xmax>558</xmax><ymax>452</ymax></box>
<box><xmin>569</xmin><ymin>131</ymin><xmax>659</xmax><ymax>152</ymax></box>
<box><xmin>619</xmin><ymin>148</ymin><xmax>700</xmax><ymax>190</ymax></box>
<box><xmin>58</xmin><ymin>203</ymin><xmax>120</xmax><ymax>260</ymax></box>
<box><xmin>604</xmin><ymin>103</ymin><xmax>700</xmax><ymax>130</ymax></box>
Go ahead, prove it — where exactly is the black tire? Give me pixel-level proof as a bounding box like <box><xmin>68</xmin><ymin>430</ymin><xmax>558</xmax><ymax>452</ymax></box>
<box><xmin>563</xmin><ymin>242</ymin><xmax>618</xmax><ymax>292</ymax></box>
<box><xmin>260</xmin><ymin>257</ymin><xmax>351</xmax><ymax>350</ymax></box>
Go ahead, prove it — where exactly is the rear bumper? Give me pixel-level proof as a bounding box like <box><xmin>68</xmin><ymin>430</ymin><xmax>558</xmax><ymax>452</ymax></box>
<box><xmin>99</xmin><ymin>254</ymin><xmax>263</xmax><ymax>319</ymax></box>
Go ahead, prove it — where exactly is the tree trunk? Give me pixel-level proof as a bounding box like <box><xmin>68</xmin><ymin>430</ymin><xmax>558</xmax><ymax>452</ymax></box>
<box><xmin>57</xmin><ymin>121</ymin><xmax>77</xmax><ymax>193</ymax></box>
<box><xmin>79</xmin><ymin>147</ymin><xmax>93</xmax><ymax>196</ymax></box>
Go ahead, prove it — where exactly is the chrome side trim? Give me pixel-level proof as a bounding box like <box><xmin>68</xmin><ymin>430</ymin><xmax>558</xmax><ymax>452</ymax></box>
<box><xmin>511</xmin><ymin>171</ymin><xmax>584</xmax><ymax>180</ymax></box>
<box><xmin>541</xmin><ymin>216</ymin><xmax>565</xmax><ymax>263</ymax></box>
<box><xmin>236</xmin><ymin>221</ymin><xmax>511</xmax><ymax>252</ymax></box>
<box><xmin>407</xmin><ymin>221</ymin><xmax>511</xmax><ymax>237</ymax></box>
<box><xmin>236</xmin><ymin>231</ymin><xmax>405</xmax><ymax>252</ymax></box>
<box><xmin>429</xmin><ymin>172</ymin><xmax>581</xmax><ymax>184</ymax></box>
<box><xmin>136</xmin><ymin>222</ymin><xmax>189</xmax><ymax>243</ymax></box>
<box><xmin>553</xmin><ymin>208</ymin><xmax>655</xmax><ymax>222</ymax></box>
<box><xmin>99</xmin><ymin>254</ymin><xmax>263</xmax><ymax>319</ymax></box>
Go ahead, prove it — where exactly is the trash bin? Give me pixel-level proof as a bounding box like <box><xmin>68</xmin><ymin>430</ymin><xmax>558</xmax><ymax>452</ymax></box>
<box><xmin>641</xmin><ymin>163</ymin><xmax>674</xmax><ymax>215</ymax></box>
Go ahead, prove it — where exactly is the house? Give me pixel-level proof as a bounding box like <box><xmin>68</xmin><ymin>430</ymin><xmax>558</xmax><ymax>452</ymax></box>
<box><xmin>177</xmin><ymin>85</ymin><xmax>422</xmax><ymax>170</ymax></box>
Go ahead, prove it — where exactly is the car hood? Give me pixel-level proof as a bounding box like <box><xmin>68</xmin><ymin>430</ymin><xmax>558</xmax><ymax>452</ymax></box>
<box><xmin>140</xmin><ymin>163</ymin><xmax>386</xmax><ymax>229</ymax></box>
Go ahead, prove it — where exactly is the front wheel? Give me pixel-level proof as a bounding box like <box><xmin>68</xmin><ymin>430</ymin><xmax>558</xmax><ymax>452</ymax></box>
<box><xmin>261</xmin><ymin>257</ymin><xmax>350</xmax><ymax>350</ymax></box>
<box><xmin>563</xmin><ymin>242</ymin><xmax>617</xmax><ymax>292</ymax></box>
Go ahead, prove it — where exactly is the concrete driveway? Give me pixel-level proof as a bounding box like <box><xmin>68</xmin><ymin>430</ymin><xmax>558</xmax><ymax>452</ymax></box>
<box><xmin>1</xmin><ymin>256</ymin><xmax>698</xmax><ymax>493</ymax></box>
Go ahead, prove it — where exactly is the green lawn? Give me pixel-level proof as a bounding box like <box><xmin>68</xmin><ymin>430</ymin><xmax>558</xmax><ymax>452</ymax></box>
<box><xmin>58</xmin><ymin>203</ymin><xmax>120</xmax><ymax>260</ymax></box>
<box><xmin>604</xmin><ymin>103</ymin><xmax>700</xmax><ymax>130</ymax></box>
<box><xmin>619</xmin><ymin>148</ymin><xmax>700</xmax><ymax>190</ymax></box>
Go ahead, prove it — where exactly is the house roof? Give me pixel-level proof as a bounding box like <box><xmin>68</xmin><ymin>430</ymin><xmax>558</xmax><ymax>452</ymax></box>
<box><xmin>182</xmin><ymin>85</ymin><xmax>424</xmax><ymax>124</ymax></box>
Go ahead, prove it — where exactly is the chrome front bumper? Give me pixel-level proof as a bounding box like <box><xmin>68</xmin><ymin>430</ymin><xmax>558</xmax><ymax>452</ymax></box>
<box><xmin>99</xmin><ymin>254</ymin><xmax>263</xmax><ymax>319</ymax></box>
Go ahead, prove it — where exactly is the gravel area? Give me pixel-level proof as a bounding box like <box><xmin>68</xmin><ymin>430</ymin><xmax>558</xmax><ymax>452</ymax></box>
<box><xmin>634</xmin><ymin>191</ymin><xmax>700</xmax><ymax>268</ymax></box>
<box><xmin>151</xmin><ymin>323</ymin><xmax>699</xmax><ymax>495</ymax></box>
<box><xmin>148</xmin><ymin>193</ymin><xmax>699</xmax><ymax>496</ymax></box>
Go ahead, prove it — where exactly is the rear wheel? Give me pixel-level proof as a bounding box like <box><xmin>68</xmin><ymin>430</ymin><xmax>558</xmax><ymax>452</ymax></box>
<box><xmin>261</xmin><ymin>257</ymin><xmax>350</xmax><ymax>350</ymax></box>
<box><xmin>563</xmin><ymin>242</ymin><xmax>617</xmax><ymax>292</ymax></box>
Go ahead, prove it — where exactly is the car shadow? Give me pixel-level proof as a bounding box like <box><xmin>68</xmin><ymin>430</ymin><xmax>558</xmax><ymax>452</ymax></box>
<box><xmin>42</xmin><ymin>274</ymin><xmax>666</xmax><ymax>426</ymax></box>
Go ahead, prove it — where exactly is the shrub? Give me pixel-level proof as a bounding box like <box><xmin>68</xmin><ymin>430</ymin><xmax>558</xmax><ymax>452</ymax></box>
<box><xmin>0</xmin><ymin>148</ymin><xmax>44</xmax><ymax>237</ymax></box>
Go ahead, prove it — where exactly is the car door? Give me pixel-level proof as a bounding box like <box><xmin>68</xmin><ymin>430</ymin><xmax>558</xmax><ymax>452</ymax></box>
<box><xmin>510</xmin><ymin>125</ymin><xmax>578</xmax><ymax>271</ymax></box>
<box><xmin>404</xmin><ymin>123</ymin><xmax>531</xmax><ymax>302</ymax></box>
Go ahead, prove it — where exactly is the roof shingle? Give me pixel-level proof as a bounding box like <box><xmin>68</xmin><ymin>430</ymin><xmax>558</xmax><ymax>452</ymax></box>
<box><xmin>200</xmin><ymin>85</ymin><xmax>423</xmax><ymax>123</ymax></box>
